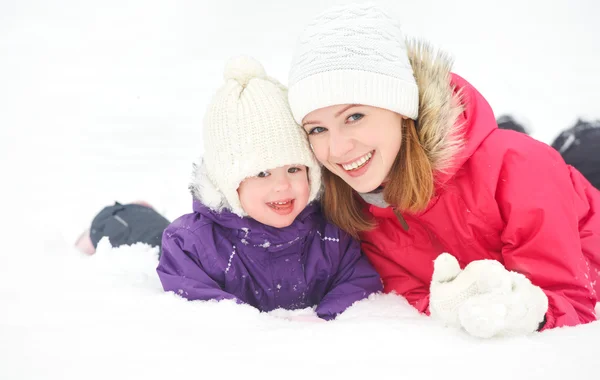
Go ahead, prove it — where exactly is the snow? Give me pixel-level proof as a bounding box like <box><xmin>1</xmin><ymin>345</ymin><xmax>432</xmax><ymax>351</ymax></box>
<box><xmin>1</xmin><ymin>0</ymin><xmax>599</xmax><ymax>379</ymax></box>
<box><xmin>224</xmin><ymin>246</ymin><xmax>237</xmax><ymax>273</ymax></box>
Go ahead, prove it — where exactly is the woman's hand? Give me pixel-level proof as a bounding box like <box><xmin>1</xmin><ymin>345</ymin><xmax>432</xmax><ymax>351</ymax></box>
<box><xmin>430</xmin><ymin>253</ymin><xmax>548</xmax><ymax>338</ymax></box>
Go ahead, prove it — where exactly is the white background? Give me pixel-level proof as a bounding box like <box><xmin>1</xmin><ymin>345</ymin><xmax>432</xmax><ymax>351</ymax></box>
<box><xmin>1</xmin><ymin>1</ymin><xmax>599</xmax><ymax>379</ymax></box>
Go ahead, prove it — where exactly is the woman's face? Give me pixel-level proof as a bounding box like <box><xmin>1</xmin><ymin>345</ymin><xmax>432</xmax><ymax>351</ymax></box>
<box><xmin>302</xmin><ymin>104</ymin><xmax>404</xmax><ymax>193</ymax></box>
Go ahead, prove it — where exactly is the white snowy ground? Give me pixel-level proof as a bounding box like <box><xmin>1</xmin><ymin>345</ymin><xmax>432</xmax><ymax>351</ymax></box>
<box><xmin>1</xmin><ymin>1</ymin><xmax>599</xmax><ymax>379</ymax></box>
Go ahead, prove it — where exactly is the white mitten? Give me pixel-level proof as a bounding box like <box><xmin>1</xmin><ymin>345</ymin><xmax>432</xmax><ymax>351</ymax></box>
<box><xmin>458</xmin><ymin>271</ymin><xmax>548</xmax><ymax>338</ymax></box>
<box><xmin>430</xmin><ymin>253</ymin><xmax>514</xmax><ymax>328</ymax></box>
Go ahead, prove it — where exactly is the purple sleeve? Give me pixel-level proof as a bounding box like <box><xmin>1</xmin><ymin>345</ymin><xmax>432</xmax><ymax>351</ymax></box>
<box><xmin>315</xmin><ymin>231</ymin><xmax>383</xmax><ymax>320</ymax></box>
<box><xmin>157</xmin><ymin>227</ymin><xmax>238</xmax><ymax>303</ymax></box>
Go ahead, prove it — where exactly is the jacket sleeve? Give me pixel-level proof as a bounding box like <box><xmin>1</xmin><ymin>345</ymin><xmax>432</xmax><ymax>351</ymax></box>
<box><xmin>156</xmin><ymin>226</ymin><xmax>239</xmax><ymax>303</ymax></box>
<box><xmin>495</xmin><ymin>142</ymin><xmax>598</xmax><ymax>330</ymax></box>
<box><xmin>315</xmin><ymin>230</ymin><xmax>383</xmax><ymax>320</ymax></box>
<box><xmin>360</xmin><ymin>239</ymin><xmax>431</xmax><ymax>314</ymax></box>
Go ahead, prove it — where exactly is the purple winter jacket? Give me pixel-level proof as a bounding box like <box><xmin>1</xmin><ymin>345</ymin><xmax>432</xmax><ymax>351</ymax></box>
<box><xmin>157</xmin><ymin>200</ymin><xmax>383</xmax><ymax>319</ymax></box>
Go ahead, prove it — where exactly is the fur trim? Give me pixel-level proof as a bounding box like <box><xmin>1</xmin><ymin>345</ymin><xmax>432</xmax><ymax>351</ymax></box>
<box><xmin>189</xmin><ymin>159</ymin><xmax>238</xmax><ymax>214</ymax></box>
<box><xmin>406</xmin><ymin>39</ymin><xmax>466</xmax><ymax>176</ymax></box>
<box><xmin>188</xmin><ymin>157</ymin><xmax>321</xmax><ymax>217</ymax></box>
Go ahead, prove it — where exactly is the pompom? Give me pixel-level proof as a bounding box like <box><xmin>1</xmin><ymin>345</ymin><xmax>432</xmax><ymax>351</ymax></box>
<box><xmin>223</xmin><ymin>56</ymin><xmax>266</xmax><ymax>87</ymax></box>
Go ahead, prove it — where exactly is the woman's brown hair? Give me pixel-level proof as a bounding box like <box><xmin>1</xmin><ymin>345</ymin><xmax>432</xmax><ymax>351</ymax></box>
<box><xmin>321</xmin><ymin>118</ymin><xmax>434</xmax><ymax>238</ymax></box>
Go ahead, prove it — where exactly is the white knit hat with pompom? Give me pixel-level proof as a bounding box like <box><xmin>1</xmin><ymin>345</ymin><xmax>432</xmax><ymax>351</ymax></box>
<box><xmin>194</xmin><ymin>56</ymin><xmax>322</xmax><ymax>216</ymax></box>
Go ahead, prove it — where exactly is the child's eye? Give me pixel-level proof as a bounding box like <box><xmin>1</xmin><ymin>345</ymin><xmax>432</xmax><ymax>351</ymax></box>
<box><xmin>308</xmin><ymin>126</ymin><xmax>327</xmax><ymax>135</ymax></box>
<box><xmin>288</xmin><ymin>167</ymin><xmax>302</xmax><ymax>174</ymax></box>
<box><xmin>347</xmin><ymin>113</ymin><xmax>364</xmax><ymax>122</ymax></box>
<box><xmin>257</xmin><ymin>171</ymin><xmax>270</xmax><ymax>178</ymax></box>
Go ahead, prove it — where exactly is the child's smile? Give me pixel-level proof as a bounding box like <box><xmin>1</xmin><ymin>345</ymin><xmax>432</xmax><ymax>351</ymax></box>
<box><xmin>238</xmin><ymin>165</ymin><xmax>310</xmax><ymax>228</ymax></box>
<box><xmin>266</xmin><ymin>199</ymin><xmax>296</xmax><ymax>215</ymax></box>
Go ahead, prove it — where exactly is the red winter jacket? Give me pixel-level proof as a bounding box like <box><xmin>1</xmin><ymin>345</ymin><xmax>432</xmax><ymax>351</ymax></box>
<box><xmin>360</xmin><ymin>45</ymin><xmax>600</xmax><ymax>330</ymax></box>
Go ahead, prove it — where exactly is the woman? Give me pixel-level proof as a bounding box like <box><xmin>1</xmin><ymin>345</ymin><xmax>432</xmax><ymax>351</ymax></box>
<box><xmin>287</xmin><ymin>3</ymin><xmax>600</xmax><ymax>337</ymax></box>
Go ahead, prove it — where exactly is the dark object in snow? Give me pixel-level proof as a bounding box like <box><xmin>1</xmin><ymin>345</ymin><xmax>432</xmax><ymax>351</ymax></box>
<box><xmin>497</xmin><ymin>115</ymin><xmax>527</xmax><ymax>134</ymax></box>
<box><xmin>551</xmin><ymin>119</ymin><xmax>600</xmax><ymax>190</ymax></box>
<box><xmin>90</xmin><ymin>202</ymin><xmax>170</xmax><ymax>256</ymax></box>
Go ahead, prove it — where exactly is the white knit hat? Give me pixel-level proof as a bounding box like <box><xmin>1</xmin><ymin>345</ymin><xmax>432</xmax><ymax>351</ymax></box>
<box><xmin>195</xmin><ymin>56</ymin><xmax>322</xmax><ymax>216</ymax></box>
<box><xmin>288</xmin><ymin>3</ymin><xmax>419</xmax><ymax>124</ymax></box>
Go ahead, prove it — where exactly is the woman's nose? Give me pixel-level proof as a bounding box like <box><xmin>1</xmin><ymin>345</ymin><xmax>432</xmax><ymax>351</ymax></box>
<box><xmin>328</xmin><ymin>129</ymin><xmax>354</xmax><ymax>158</ymax></box>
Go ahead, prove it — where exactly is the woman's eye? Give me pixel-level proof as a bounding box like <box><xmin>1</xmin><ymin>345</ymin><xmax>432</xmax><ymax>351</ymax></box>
<box><xmin>347</xmin><ymin>113</ymin><xmax>364</xmax><ymax>122</ymax></box>
<box><xmin>257</xmin><ymin>171</ymin><xmax>270</xmax><ymax>178</ymax></box>
<box><xmin>308</xmin><ymin>126</ymin><xmax>326</xmax><ymax>135</ymax></box>
<box><xmin>288</xmin><ymin>167</ymin><xmax>302</xmax><ymax>174</ymax></box>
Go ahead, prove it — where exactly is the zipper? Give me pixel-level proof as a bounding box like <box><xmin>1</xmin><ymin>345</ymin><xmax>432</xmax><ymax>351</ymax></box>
<box><xmin>393</xmin><ymin>208</ymin><xmax>410</xmax><ymax>231</ymax></box>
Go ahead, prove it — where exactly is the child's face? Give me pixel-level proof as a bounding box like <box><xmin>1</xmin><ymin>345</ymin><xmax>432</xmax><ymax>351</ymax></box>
<box><xmin>238</xmin><ymin>165</ymin><xmax>310</xmax><ymax>228</ymax></box>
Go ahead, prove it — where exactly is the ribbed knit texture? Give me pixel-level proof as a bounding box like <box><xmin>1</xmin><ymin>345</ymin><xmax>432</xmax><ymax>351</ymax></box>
<box><xmin>202</xmin><ymin>56</ymin><xmax>321</xmax><ymax>216</ymax></box>
<box><xmin>288</xmin><ymin>3</ymin><xmax>419</xmax><ymax>123</ymax></box>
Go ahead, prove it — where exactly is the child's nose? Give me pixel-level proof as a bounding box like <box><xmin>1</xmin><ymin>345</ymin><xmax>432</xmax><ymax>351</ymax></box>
<box><xmin>273</xmin><ymin>175</ymin><xmax>291</xmax><ymax>192</ymax></box>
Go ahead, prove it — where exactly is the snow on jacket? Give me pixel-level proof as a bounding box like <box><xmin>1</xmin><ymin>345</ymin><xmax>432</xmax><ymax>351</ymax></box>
<box><xmin>157</xmin><ymin>164</ymin><xmax>382</xmax><ymax>319</ymax></box>
<box><xmin>359</xmin><ymin>42</ymin><xmax>600</xmax><ymax>330</ymax></box>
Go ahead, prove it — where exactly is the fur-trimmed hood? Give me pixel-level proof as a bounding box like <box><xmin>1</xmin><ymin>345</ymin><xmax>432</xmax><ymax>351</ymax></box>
<box><xmin>406</xmin><ymin>40</ymin><xmax>497</xmax><ymax>184</ymax></box>
<box><xmin>189</xmin><ymin>159</ymin><xmax>231</xmax><ymax>214</ymax></box>
<box><xmin>406</xmin><ymin>40</ymin><xmax>465</xmax><ymax>178</ymax></box>
<box><xmin>189</xmin><ymin>157</ymin><xmax>322</xmax><ymax>216</ymax></box>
